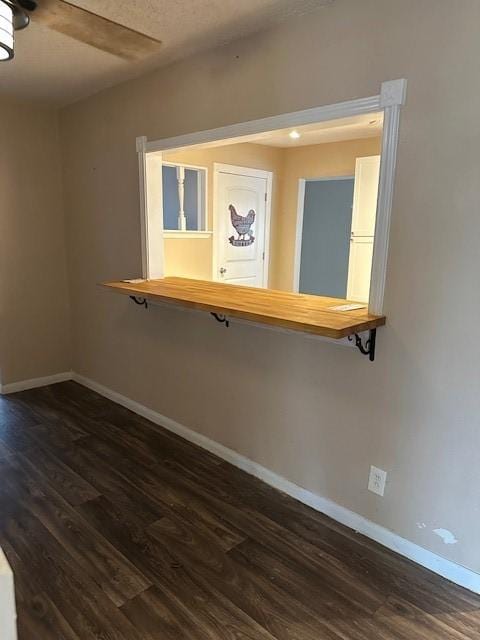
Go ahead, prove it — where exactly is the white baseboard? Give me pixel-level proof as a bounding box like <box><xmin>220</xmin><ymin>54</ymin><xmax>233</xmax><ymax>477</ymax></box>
<box><xmin>0</xmin><ymin>371</ymin><xmax>73</xmax><ymax>395</ymax></box>
<box><xmin>72</xmin><ymin>372</ymin><xmax>480</xmax><ymax>595</ymax></box>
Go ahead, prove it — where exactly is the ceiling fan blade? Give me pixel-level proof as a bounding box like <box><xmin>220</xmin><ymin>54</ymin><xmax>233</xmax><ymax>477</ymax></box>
<box><xmin>16</xmin><ymin>0</ymin><xmax>38</xmax><ymax>11</ymax></box>
<box><xmin>32</xmin><ymin>0</ymin><xmax>162</xmax><ymax>61</ymax></box>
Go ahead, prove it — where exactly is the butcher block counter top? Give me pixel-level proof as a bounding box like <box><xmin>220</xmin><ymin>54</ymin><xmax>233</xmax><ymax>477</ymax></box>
<box><xmin>102</xmin><ymin>277</ymin><xmax>386</xmax><ymax>340</ymax></box>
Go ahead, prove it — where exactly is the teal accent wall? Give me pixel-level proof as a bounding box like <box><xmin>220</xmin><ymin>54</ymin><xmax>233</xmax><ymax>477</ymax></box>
<box><xmin>299</xmin><ymin>178</ymin><xmax>354</xmax><ymax>298</ymax></box>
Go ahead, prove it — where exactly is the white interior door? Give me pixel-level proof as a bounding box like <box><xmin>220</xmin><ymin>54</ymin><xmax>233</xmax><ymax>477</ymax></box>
<box><xmin>347</xmin><ymin>155</ymin><xmax>380</xmax><ymax>302</ymax></box>
<box><xmin>347</xmin><ymin>237</ymin><xmax>374</xmax><ymax>302</ymax></box>
<box><xmin>215</xmin><ymin>167</ymin><xmax>269</xmax><ymax>287</ymax></box>
<box><xmin>350</xmin><ymin>155</ymin><xmax>380</xmax><ymax>237</ymax></box>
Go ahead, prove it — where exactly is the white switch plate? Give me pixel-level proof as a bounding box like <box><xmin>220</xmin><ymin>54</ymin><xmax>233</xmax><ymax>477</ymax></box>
<box><xmin>368</xmin><ymin>465</ymin><xmax>387</xmax><ymax>496</ymax></box>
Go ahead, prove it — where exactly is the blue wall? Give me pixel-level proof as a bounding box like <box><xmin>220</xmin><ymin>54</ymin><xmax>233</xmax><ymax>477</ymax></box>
<box><xmin>299</xmin><ymin>178</ymin><xmax>354</xmax><ymax>298</ymax></box>
<box><xmin>162</xmin><ymin>165</ymin><xmax>179</xmax><ymax>230</ymax></box>
<box><xmin>162</xmin><ymin>166</ymin><xmax>199</xmax><ymax>230</ymax></box>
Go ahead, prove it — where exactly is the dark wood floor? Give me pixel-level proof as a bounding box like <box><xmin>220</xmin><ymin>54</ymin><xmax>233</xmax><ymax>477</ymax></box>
<box><xmin>0</xmin><ymin>383</ymin><xmax>479</xmax><ymax>639</ymax></box>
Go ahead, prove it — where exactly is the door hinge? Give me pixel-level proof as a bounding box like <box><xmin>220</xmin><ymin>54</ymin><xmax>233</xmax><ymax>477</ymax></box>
<box><xmin>264</xmin><ymin>192</ymin><xmax>267</xmax><ymax>202</ymax></box>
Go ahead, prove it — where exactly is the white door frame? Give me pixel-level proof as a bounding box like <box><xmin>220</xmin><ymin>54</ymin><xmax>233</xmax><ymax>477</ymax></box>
<box><xmin>293</xmin><ymin>175</ymin><xmax>354</xmax><ymax>294</ymax></box>
<box><xmin>212</xmin><ymin>163</ymin><xmax>273</xmax><ymax>287</ymax></box>
<box><xmin>137</xmin><ymin>78</ymin><xmax>406</xmax><ymax>314</ymax></box>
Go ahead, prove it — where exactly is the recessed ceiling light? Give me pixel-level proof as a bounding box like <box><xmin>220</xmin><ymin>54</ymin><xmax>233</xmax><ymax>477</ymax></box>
<box><xmin>289</xmin><ymin>130</ymin><xmax>301</xmax><ymax>139</ymax></box>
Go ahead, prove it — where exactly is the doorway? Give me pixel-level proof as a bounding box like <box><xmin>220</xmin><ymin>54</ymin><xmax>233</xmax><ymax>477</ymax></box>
<box><xmin>295</xmin><ymin>177</ymin><xmax>355</xmax><ymax>298</ymax></box>
<box><xmin>346</xmin><ymin>155</ymin><xmax>380</xmax><ymax>301</ymax></box>
<box><xmin>213</xmin><ymin>163</ymin><xmax>272</xmax><ymax>287</ymax></box>
<box><xmin>294</xmin><ymin>155</ymin><xmax>380</xmax><ymax>302</ymax></box>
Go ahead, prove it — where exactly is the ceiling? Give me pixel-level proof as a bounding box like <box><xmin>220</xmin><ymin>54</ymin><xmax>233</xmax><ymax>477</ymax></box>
<box><xmin>253</xmin><ymin>113</ymin><xmax>384</xmax><ymax>147</ymax></box>
<box><xmin>0</xmin><ymin>0</ymin><xmax>333</xmax><ymax>107</ymax></box>
<box><xmin>175</xmin><ymin>113</ymin><xmax>384</xmax><ymax>153</ymax></box>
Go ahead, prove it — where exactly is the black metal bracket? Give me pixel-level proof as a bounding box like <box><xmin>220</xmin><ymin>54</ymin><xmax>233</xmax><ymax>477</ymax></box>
<box><xmin>130</xmin><ymin>296</ymin><xmax>148</xmax><ymax>309</ymax></box>
<box><xmin>348</xmin><ymin>329</ymin><xmax>377</xmax><ymax>361</ymax></box>
<box><xmin>211</xmin><ymin>313</ymin><xmax>229</xmax><ymax>327</ymax></box>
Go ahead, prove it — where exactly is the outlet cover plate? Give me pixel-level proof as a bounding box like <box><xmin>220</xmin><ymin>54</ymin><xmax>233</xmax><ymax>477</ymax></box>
<box><xmin>368</xmin><ymin>465</ymin><xmax>387</xmax><ymax>496</ymax></box>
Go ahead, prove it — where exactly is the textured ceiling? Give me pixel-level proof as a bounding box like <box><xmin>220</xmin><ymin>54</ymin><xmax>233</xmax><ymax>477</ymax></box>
<box><xmin>0</xmin><ymin>0</ymin><xmax>333</xmax><ymax>107</ymax></box>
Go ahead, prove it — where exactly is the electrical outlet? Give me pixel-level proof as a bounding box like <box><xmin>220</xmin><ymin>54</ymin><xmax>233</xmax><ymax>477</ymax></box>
<box><xmin>368</xmin><ymin>465</ymin><xmax>387</xmax><ymax>496</ymax></box>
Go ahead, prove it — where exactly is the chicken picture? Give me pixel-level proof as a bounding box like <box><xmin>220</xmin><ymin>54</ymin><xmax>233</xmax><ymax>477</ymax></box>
<box><xmin>229</xmin><ymin>204</ymin><xmax>256</xmax><ymax>241</ymax></box>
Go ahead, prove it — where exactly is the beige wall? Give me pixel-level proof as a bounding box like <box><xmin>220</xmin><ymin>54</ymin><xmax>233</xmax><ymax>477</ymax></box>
<box><xmin>0</xmin><ymin>99</ymin><xmax>70</xmax><ymax>386</ymax></box>
<box><xmin>164</xmin><ymin>236</ymin><xmax>213</xmax><ymax>280</ymax></box>
<box><xmin>271</xmin><ymin>136</ymin><xmax>382</xmax><ymax>290</ymax></box>
<box><xmin>60</xmin><ymin>0</ymin><xmax>480</xmax><ymax>573</ymax></box>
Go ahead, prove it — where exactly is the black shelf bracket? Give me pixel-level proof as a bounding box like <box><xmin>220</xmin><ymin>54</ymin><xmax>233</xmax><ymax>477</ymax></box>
<box><xmin>211</xmin><ymin>312</ymin><xmax>229</xmax><ymax>327</ymax></box>
<box><xmin>348</xmin><ymin>329</ymin><xmax>377</xmax><ymax>361</ymax></box>
<box><xmin>130</xmin><ymin>296</ymin><xmax>148</xmax><ymax>309</ymax></box>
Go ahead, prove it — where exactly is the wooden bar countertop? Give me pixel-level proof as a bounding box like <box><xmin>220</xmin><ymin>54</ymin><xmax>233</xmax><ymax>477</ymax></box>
<box><xmin>102</xmin><ymin>277</ymin><xmax>386</xmax><ymax>339</ymax></box>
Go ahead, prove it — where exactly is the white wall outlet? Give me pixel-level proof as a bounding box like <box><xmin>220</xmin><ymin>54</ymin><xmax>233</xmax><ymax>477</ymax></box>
<box><xmin>368</xmin><ymin>465</ymin><xmax>387</xmax><ymax>496</ymax></box>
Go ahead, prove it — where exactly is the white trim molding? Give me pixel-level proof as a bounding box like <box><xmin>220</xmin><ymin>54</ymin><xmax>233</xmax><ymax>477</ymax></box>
<box><xmin>72</xmin><ymin>372</ymin><xmax>480</xmax><ymax>595</ymax></box>
<box><xmin>145</xmin><ymin>95</ymin><xmax>382</xmax><ymax>154</ymax></box>
<box><xmin>0</xmin><ymin>549</ymin><xmax>16</xmax><ymax>640</ymax></box>
<box><xmin>137</xmin><ymin>138</ymin><xmax>164</xmax><ymax>280</ymax></box>
<box><xmin>136</xmin><ymin>136</ymin><xmax>149</xmax><ymax>279</ymax></box>
<box><xmin>292</xmin><ymin>178</ymin><xmax>306</xmax><ymax>292</ymax></box>
<box><xmin>164</xmin><ymin>231</ymin><xmax>212</xmax><ymax>239</ymax></box>
<box><xmin>369</xmin><ymin>78</ymin><xmax>407</xmax><ymax>314</ymax></box>
<box><xmin>0</xmin><ymin>371</ymin><xmax>73</xmax><ymax>395</ymax></box>
<box><xmin>380</xmin><ymin>78</ymin><xmax>408</xmax><ymax>108</ymax></box>
<box><xmin>138</xmin><ymin>79</ymin><xmax>407</xmax><ymax>316</ymax></box>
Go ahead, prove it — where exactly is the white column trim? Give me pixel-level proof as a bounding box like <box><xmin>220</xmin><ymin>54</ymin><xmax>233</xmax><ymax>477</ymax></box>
<box><xmin>368</xmin><ymin>103</ymin><xmax>401</xmax><ymax>313</ymax></box>
<box><xmin>136</xmin><ymin>136</ymin><xmax>149</xmax><ymax>278</ymax></box>
<box><xmin>137</xmin><ymin>137</ymin><xmax>165</xmax><ymax>280</ymax></box>
<box><xmin>368</xmin><ymin>79</ymin><xmax>407</xmax><ymax>313</ymax></box>
<box><xmin>176</xmin><ymin>166</ymin><xmax>187</xmax><ymax>231</ymax></box>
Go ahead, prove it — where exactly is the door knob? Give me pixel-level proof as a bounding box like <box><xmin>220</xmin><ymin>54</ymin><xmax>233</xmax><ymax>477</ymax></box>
<box><xmin>219</xmin><ymin>267</ymin><xmax>227</xmax><ymax>275</ymax></box>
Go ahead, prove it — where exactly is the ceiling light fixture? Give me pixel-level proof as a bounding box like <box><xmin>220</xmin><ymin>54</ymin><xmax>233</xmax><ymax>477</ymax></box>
<box><xmin>289</xmin><ymin>130</ymin><xmax>301</xmax><ymax>139</ymax></box>
<box><xmin>0</xmin><ymin>0</ymin><xmax>36</xmax><ymax>61</ymax></box>
<box><xmin>0</xmin><ymin>1</ymin><xmax>14</xmax><ymax>61</ymax></box>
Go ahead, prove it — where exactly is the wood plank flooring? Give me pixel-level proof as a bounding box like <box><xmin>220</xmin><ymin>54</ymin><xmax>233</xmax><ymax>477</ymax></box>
<box><xmin>0</xmin><ymin>382</ymin><xmax>478</xmax><ymax>639</ymax></box>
